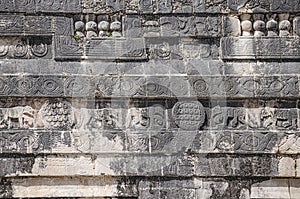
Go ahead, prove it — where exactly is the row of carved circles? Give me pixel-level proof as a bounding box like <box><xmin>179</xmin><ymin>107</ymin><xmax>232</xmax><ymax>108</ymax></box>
<box><xmin>238</xmin><ymin>13</ymin><xmax>299</xmax><ymax>36</ymax></box>
<box><xmin>0</xmin><ymin>39</ymin><xmax>48</xmax><ymax>58</ymax></box>
<box><xmin>74</xmin><ymin>14</ymin><xmax>122</xmax><ymax>38</ymax></box>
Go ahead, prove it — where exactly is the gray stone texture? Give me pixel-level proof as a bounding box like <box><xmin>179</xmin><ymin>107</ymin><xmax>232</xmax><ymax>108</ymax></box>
<box><xmin>0</xmin><ymin>0</ymin><xmax>299</xmax><ymax>198</ymax></box>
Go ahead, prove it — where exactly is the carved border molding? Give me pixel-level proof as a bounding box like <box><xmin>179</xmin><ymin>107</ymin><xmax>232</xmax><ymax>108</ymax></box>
<box><xmin>0</xmin><ymin>1</ymin><xmax>300</xmax><ymax>14</ymax></box>
<box><xmin>0</xmin><ymin>75</ymin><xmax>297</xmax><ymax>98</ymax></box>
<box><xmin>0</xmin><ymin>99</ymin><xmax>298</xmax><ymax>133</ymax></box>
<box><xmin>0</xmin><ymin>0</ymin><xmax>81</xmax><ymax>13</ymax></box>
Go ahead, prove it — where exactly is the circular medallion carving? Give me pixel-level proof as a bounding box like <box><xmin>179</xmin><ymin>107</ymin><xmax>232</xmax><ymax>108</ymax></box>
<box><xmin>216</xmin><ymin>134</ymin><xmax>233</xmax><ymax>151</ymax></box>
<box><xmin>0</xmin><ymin>45</ymin><xmax>8</xmax><ymax>57</ymax></box>
<box><xmin>31</xmin><ymin>42</ymin><xmax>48</xmax><ymax>57</ymax></box>
<box><xmin>14</xmin><ymin>77</ymin><xmax>38</xmax><ymax>95</ymax></box>
<box><xmin>172</xmin><ymin>101</ymin><xmax>205</xmax><ymax>130</ymax></box>
<box><xmin>189</xmin><ymin>77</ymin><xmax>209</xmax><ymax>96</ymax></box>
<box><xmin>13</xmin><ymin>40</ymin><xmax>28</xmax><ymax>58</ymax></box>
<box><xmin>40</xmin><ymin>77</ymin><xmax>63</xmax><ymax>95</ymax></box>
<box><xmin>65</xmin><ymin>77</ymin><xmax>90</xmax><ymax>96</ymax></box>
<box><xmin>40</xmin><ymin>100</ymin><xmax>73</xmax><ymax>129</ymax></box>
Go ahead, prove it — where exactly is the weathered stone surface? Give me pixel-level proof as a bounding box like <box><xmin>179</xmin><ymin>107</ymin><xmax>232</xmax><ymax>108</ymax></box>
<box><xmin>85</xmin><ymin>38</ymin><xmax>147</xmax><ymax>61</ymax></box>
<box><xmin>222</xmin><ymin>37</ymin><xmax>300</xmax><ymax>60</ymax></box>
<box><xmin>9</xmin><ymin>177</ymin><xmax>138</xmax><ymax>198</ymax></box>
<box><xmin>0</xmin><ymin>0</ymin><xmax>298</xmax><ymax>198</ymax></box>
<box><xmin>224</xmin><ymin>16</ymin><xmax>241</xmax><ymax>37</ymax></box>
<box><xmin>250</xmin><ymin>179</ymin><xmax>291</xmax><ymax>198</ymax></box>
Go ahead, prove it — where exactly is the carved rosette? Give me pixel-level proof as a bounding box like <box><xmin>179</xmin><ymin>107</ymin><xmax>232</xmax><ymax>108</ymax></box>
<box><xmin>39</xmin><ymin>100</ymin><xmax>74</xmax><ymax>129</ymax></box>
<box><xmin>172</xmin><ymin>101</ymin><xmax>205</xmax><ymax>130</ymax></box>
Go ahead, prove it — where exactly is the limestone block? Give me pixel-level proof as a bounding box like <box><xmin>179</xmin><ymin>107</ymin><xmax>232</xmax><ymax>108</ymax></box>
<box><xmin>0</xmin><ymin>0</ymin><xmax>17</xmax><ymax>12</ymax></box>
<box><xmin>7</xmin><ymin>154</ymin><xmax>189</xmax><ymax>177</ymax></box>
<box><xmin>31</xmin><ymin>155</ymin><xmax>95</xmax><ymax>176</ymax></box>
<box><xmin>223</xmin><ymin>16</ymin><xmax>241</xmax><ymax>37</ymax></box>
<box><xmin>155</xmin><ymin>0</ymin><xmax>172</xmax><ymax>13</ymax></box>
<box><xmin>293</xmin><ymin>17</ymin><xmax>300</xmax><ymax>36</ymax></box>
<box><xmin>85</xmin><ymin>38</ymin><xmax>147</xmax><ymax>61</ymax></box>
<box><xmin>123</xmin><ymin>15</ymin><xmax>142</xmax><ymax>37</ymax></box>
<box><xmin>11</xmin><ymin>177</ymin><xmax>138</xmax><ymax>198</ymax></box>
<box><xmin>290</xmin><ymin>179</ymin><xmax>300</xmax><ymax>199</ymax></box>
<box><xmin>54</xmin><ymin>36</ymin><xmax>83</xmax><ymax>60</ymax></box>
<box><xmin>278</xmin><ymin>157</ymin><xmax>296</xmax><ymax>177</ymax></box>
<box><xmin>139</xmin><ymin>0</ymin><xmax>153</xmax><ymax>13</ymax></box>
<box><xmin>296</xmin><ymin>157</ymin><xmax>300</xmax><ymax>177</ymax></box>
<box><xmin>106</xmin><ymin>0</ymin><xmax>124</xmax><ymax>12</ymax></box>
<box><xmin>195</xmin><ymin>154</ymin><xmax>280</xmax><ymax>177</ymax></box>
<box><xmin>170</xmin><ymin>76</ymin><xmax>190</xmax><ymax>97</ymax></box>
<box><xmin>0</xmin><ymin>15</ymin><xmax>24</xmax><ymax>35</ymax></box>
<box><xmin>172</xmin><ymin>0</ymin><xmax>193</xmax><ymax>13</ymax></box>
<box><xmin>221</xmin><ymin>37</ymin><xmax>256</xmax><ymax>59</ymax></box>
<box><xmin>139</xmin><ymin>178</ymin><xmax>195</xmax><ymax>198</ymax></box>
<box><xmin>36</xmin><ymin>0</ymin><xmax>81</xmax><ymax>13</ymax></box>
<box><xmin>160</xmin><ymin>16</ymin><xmax>222</xmax><ymax>37</ymax></box>
<box><xmin>250</xmin><ymin>179</ymin><xmax>290</xmax><ymax>198</ymax></box>
<box><xmin>279</xmin><ymin>133</ymin><xmax>300</xmax><ymax>154</ymax></box>
<box><xmin>194</xmin><ymin>178</ymin><xmax>230</xmax><ymax>198</ymax></box>
<box><xmin>194</xmin><ymin>0</ymin><xmax>226</xmax><ymax>13</ymax></box>
<box><xmin>270</xmin><ymin>0</ymin><xmax>300</xmax><ymax>12</ymax></box>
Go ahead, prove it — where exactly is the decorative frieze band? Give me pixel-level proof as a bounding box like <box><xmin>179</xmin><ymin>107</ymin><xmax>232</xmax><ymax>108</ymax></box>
<box><xmin>0</xmin><ymin>129</ymin><xmax>297</xmax><ymax>154</ymax></box>
<box><xmin>0</xmin><ymin>0</ymin><xmax>81</xmax><ymax>13</ymax></box>
<box><xmin>0</xmin><ymin>15</ymin><xmax>73</xmax><ymax>36</ymax></box>
<box><xmin>0</xmin><ymin>75</ymin><xmax>298</xmax><ymax>98</ymax></box>
<box><xmin>82</xmin><ymin>0</ymin><xmax>300</xmax><ymax>14</ymax></box>
<box><xmin>0</xmin><ymin>37</ymin><xmax>51</xmax><ymax>59</ymax></box>
<box><xmin>0</xmin><ymin>99</ymin><xmax>299</xmax><ymax>132</ymax></box>
<box><xmin>0</xmin><ymin>0</ymin><xmax>299</xmax><ymax>14</ymax></box>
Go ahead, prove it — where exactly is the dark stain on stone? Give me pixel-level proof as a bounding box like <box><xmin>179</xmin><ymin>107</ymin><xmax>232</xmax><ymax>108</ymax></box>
<box><xmin>116</xmin><ymin>177</ymin><xmax>138</xmax><ymax>197</ymax></box>
<box><xmin>0</xmin><ymin>178</ymin><xmax>13</xmax><ymax>198</ymax></box>
<box><xmin>0</xmin><ymin>154</ymin><xmax>35</xmax><ymax>176</ymax></box>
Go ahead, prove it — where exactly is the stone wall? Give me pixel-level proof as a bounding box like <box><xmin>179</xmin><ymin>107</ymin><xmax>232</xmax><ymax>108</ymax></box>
<box><xmin>0</xmin><ymin>0</ymin><xmax>300</xmax><ymax>198</ymax></box>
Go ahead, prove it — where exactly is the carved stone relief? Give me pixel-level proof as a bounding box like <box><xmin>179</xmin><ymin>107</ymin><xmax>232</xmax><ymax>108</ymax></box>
<box><xmin>0</xmin><ymin>37</ymin><xmax>51</xmax><ymax>59</ymax></box>
<box><xmin>0</xmin><ymin>0</ymin><xmax>300</xmax><ymax>198</ymax></box>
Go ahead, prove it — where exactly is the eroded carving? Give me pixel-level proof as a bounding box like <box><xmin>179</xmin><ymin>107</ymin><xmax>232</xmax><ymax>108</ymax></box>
<box><xmin>0</xmin><ymin>106</ymin><xmax>35</xmax><ymax>129</ymax></box>
<box><xmin>172</xmin><ymin>101</ymin><xmax>205</xmax><ymax>130</ymax></box>
<box><xmin>160</xmin><ymin>16</ymin><xmax>221</xmax><ymax>37</ymax></box>
<box><xmin>39</xmin><ymin>100</ymin><xmax>74</xmax><ymax>130</ymax></box>
<box><xmin>0</xmin><ymin>37</ymin><xmax>50</xmax><ymax>59</ymax></box>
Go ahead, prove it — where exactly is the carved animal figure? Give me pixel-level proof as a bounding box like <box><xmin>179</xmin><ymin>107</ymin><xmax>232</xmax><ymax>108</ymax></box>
<box><xmin>0</xmin><ymin>106</ymin><xmax>35</xmax><ymax>129</ymax></box>
<box><xmin>72</xmin><ymin>108</ymin><xmax>121</xmax><ymax>130</ymax></box>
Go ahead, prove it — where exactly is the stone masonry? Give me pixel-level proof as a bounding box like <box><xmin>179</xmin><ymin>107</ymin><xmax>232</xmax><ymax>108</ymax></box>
<box><xmin>0</xmin><ymin>0</ymin><xmax>300</xmax><ymax>198</ymax></box>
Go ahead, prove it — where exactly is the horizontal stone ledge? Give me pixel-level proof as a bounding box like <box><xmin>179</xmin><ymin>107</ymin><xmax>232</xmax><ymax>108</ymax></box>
<box><xmin>5</xmin><ymin>176</ymin><xmax>300</xmax><ymax>199</ymax></box>
<box><xmin>3</xmin><ymin>59</ymin><xmax>300</xmax><ymax>76</ymax></box>
<box><xmin>0</xmin><ymin>154</ymin><xmax>297</xmax><ymax>178</ymax></box>
<box><xmin>1</xmin><ymin>176</ymin><xmax>139</xmax><ymax>198</ymax></box>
